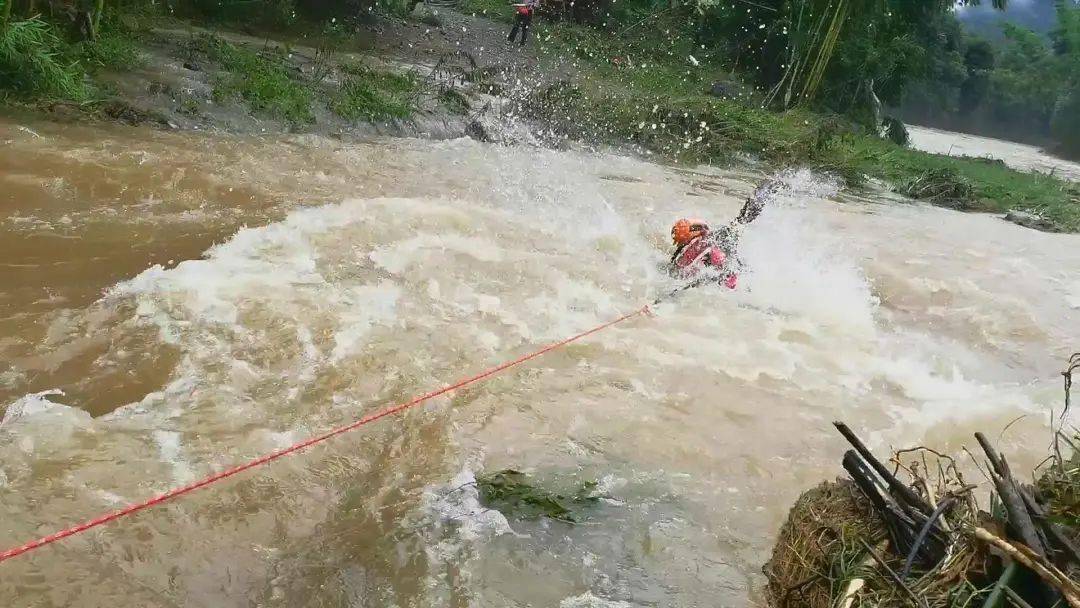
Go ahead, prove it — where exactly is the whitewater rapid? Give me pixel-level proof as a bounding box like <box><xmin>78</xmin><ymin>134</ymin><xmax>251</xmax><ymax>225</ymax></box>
<box><xmin>1</xmin><ymin>118</ymin><xmax>1077</xmax><ymax>607</ymax></box>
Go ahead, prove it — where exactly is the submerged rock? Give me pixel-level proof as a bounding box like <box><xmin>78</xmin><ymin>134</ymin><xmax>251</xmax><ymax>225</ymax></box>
<box><xmin>1004</xmin><ymin>209</ymin><xmax>1062</xmax><ymax>232</ymax></box>
<box><xmin>465</xmin><ymin>119</ymin><xmax>491</xmax><ymax>142</ymax></box>
<box><xmin>411</xmin><ymin>2</ymin><xmax>443</xmax><ymax>27</ymax></box>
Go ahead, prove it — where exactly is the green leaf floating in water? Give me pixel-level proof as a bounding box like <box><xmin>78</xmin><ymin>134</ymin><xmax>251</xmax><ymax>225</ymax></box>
<box><xmin>476</xmin><ymin>469</ymin><xmax>602</xmax><ymax>523</ymax></box>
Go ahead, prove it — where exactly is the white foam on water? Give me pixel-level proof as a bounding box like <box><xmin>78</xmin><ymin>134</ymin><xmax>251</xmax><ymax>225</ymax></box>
<box><xmin>1067</xmin><ymin>280</ymin><xmax>1080</xmax><ymax>309</ymax></box>
<box><xmin>422</xmin><ymin>468</ymin><xmax>516</xmax><ymax>542</ymax></box>
<box><xmin>0</xmin><ymin>389</ymin><xmax>92</xmax><ymax>436</ymax></box>
<box><xmin>329</xmin><ymin>282</ymin><xmax>401</xmax><ymax>363</ymax></box>
<box><xmin>152</xmin><ymin>429</ymin><xmax>195</xmax><ymax>485</ymax></box>
<box><xmin>369</xmin><ymin>234</ymin><xmax>505</xmax><ymax>276</ymax></box>
<box><xmin>736</xmin><ymin>171</ymin><xmax>877</xmax><ymax>335</ymax></box>
<box><xmin>0</xmin><ymin>390</ymin><xmax>93</xmax><ymax>464</ymax></box>
<box><xmin>417</xmin><ymin>468</ymin><xmax>519</xmax><ymax>605</ymax></box>
<box><xmin>559</xmin><ymin>592</ymin><xmax>636</xmax><ymax>608</ymax></box>
<box><xmin>1</xmin><ymin>389</ymin><xmax>69</xmax><ymax>428</ymax></box>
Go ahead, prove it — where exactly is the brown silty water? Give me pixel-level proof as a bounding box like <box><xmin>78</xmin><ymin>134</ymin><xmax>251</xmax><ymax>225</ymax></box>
<box><xmin>1</xmin><ymin>117</ymin><xmax>1078</xmax><ymax>607</ymax></box>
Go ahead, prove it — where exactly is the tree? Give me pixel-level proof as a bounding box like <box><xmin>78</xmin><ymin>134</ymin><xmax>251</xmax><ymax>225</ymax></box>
<box><xmin>1050</xmin><ymin>0</ymin><xmax>1080</xmax><ymax>56</ymax></box>
<box><xmin>964</xmin><ymin>38</ymin><xmax>995</xmax><ymax>72</ymax></box>
<box><xmin>1050</xmin><ymin>0</ymin><xmax>1080</xmax><ymax>156</ymax></box>
<box><xmin>1052</xmin><ymin>79</ymin><xmax>1080</xmax><ymax>156</ymax></box>
<box><xmin>958</xmin><ymin>37</ymin><xmax>994</xmax><ymax>110</ymax></box>
<box><xmin>989</xmin><ymin>23</ymin><xmax>1061</xmax><ymax>125</ymax></box>
<box><xmin>760</xmin><ymin>0</ymin><xmax>1007</xmax><ymax>110</ymax></box>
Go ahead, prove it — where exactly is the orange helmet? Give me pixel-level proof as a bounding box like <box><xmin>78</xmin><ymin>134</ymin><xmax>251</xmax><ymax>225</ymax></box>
<box><xmin>671</xmin><ymin>218</ymin><xmax>709</xmax><ymax>245</ymax></box>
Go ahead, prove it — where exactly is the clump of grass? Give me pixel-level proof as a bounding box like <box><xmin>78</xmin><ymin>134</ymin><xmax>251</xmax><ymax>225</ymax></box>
<box><xmin>198</xmin><ymin>34</ymin><xmax>313</xmax><ymax>124</ymax></box>
<box><xmin>79</xmin><ymin>11</ymin><xmax>144</xmax><ymax>71</ymax></box>
<box><xmin>177</xmin><ymin>96</ymin><xmax>200</xmax><ymax>116</ymax></box>
<box><xmin>330</xmin><ymin>63</ymin><xmax>415</xmax><ymax>121</ymax></box>
<box><xmin>438</xmin><ymin>87</ymin><xmax>469</xmax><ymax>114</ymax></box>
<box><xmin>897</xmin><ymin>166</ymin><xmax>977</xmax><ymax>209</ymax></box>
<box><xmin>0</xmin><ymin>17</ymin><xmax>87</xmax><ymax>100</ymax></box>
<box><xmin>80</xmin><ymin>29</ymin><xmax>141</xmax><ymax>71</ymax></box>
<box><xmin>376</xmin><ymin>0</ymin><xmax>414</xmax><ymax>18</ymax></box>
<box><xmin>764</xmin><ymin>480</ymin><xmax>881</xmax><ymax>608</ymax></box>
<box><xmin>417</xmin><ymin>8</ymin><xmax>442</xmax><ymax>28</ymax></box>
<box><xmin>1039</xmin><ymin>443</ymin><xmax>1080</xmax><ymax>529</ymax></box>
<box><xmin>476</xmin><ymin>469</ymin><xmax>601</xmax><ymax>523</ymax></box>
<box><xmin>458</xmin><ymin>0</ymin><xmax>515</xmax><ymax>22</ymax></box>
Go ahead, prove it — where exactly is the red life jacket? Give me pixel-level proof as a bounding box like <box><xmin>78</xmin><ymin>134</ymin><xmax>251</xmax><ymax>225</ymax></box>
<box><xmin>671</xmin><ymin>236</ymin><xmax>738</xmax><ymax>289</ymax></box>
<box><xmin>517</xmin><ymin>5</ymin><xmax>531</xmax><ymax>15</ymax></box>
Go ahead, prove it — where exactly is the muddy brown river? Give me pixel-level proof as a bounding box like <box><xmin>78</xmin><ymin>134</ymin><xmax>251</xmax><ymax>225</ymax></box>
<box><xmin>1</xmin><ymin>117</ymin><xmax>1078</xmax><ymax>607</ymax></box>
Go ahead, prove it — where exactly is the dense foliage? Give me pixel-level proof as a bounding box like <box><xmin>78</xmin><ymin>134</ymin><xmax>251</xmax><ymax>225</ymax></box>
<box><xmin>561</xmin><ymin>0</ymin><xmax>1077</xmax><ymax>157</ymax></box>
<box><xmin>901</xmin><ymin>1</ymin><xmax>1080</xmax><ymax>158</ymax></box>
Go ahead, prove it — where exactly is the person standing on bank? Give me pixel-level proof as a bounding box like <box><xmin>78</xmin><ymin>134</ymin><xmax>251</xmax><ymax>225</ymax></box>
<box><xmin>508</xmin><ymin>0</ymin><xmax>539</xmax><ymax>46</ymax></box>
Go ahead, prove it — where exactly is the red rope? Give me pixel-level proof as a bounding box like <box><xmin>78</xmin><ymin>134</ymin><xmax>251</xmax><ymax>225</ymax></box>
<box><xmin>0</xmin><ymin>305</ymin><xmax>650</xmax><ymax>565</ymax></box>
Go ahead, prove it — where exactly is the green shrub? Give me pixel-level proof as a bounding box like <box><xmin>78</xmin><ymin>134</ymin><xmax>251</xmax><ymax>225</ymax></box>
<box><xmin>881</xmin><ymin>116</ymin><xmax>910</xmax><ymax>147</ymax></box>
<box><xmin>200</xmin><ymin>35</ymin><xmax>313</xmax><ymax>123</ymax></box>
<box><xmin>1051</xmin><ymin>77</ymin><xmax>1080</xmax><ymax>159</ymax></box>
<box><xmin>176</xmin><ymin>0</ymin><xmax>298</xmax><ymax>29</ymax></box>
<box><xmin>0</xmin><ymin>17</ymin><xmax>87</xmax><ymax>100</ymax></box>
<box><xmin>376</xmin><ymin>0</ymin><xmax>413</xmax><ymax>17</ymax></box>
<box><xmin>80</xmin><ymin>30</ymin><xmax>141</xmax><ymax>70</ymax></box>
<box><xmin>330</xmin><ymin>64</ymin><xmax>415</xmax><ymax>121</ymax></box>
<box><xmin>459</xmin><ymin>0</ymin><xmax>513</xmax><ymax>22</ymax></box>
<box><xmin>438</xmin><ymin>87</ymin><xmax>469</xmax><ymax>114</ymax></box>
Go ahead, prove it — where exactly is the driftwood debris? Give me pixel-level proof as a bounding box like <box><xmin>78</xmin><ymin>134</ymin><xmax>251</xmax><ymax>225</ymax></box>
<box><xmin>973</xmin><ymin>528</ymin><xmax>1080</xmax><ymax>608</ymax></box>
<box><xmin>766</xmin><ymin>425</ymin><xmax>1079</xmax><ymax>608</ymax></box>
<box><xmin>837</xmin><ymin>422</ymin><xmax>948</xmax><ymax>569</ymax></box>
<box><xmin>765</xmin><ymin>353</ymin><xmax>1079</xmax><ymax>608</ymax></box>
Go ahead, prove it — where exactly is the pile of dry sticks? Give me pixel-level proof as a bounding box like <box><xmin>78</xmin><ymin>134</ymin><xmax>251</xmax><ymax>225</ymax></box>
<box><xmin>765</xmin><ymin>353</ymin><xmax>1080</xmax><ymax>608</ymax></box>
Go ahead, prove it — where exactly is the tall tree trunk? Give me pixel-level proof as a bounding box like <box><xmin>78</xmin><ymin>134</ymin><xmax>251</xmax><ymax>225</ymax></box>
<box><xmin>93</xmin><ymin>0</ymin><xmax>104</xmax><ymax>32</ymax></box>
<box><xmin>2</xmin><ymin>0</ymin><xmax>12</xmax><ymax>29</ymax></box>
<box><xmin>76</xmin><ymin>0</ymin><xmax>96</xmax><ymax>40</ymax></box>
<box><xmin>798</xmin><ymin>0</ymin><xmax>848</xmax><ymax>103</ymax></box>
<box><xmin>773</xmin><ymin>0</ymin><xmax>851</xmax><ymax>109</ymax></box>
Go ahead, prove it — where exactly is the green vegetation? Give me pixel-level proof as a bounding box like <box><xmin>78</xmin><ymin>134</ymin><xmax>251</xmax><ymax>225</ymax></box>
<box><xmin>524</xmin><ymin>9</ymin><xmax>1079</xmax><ymax>230</ymax></box>
<box><xmin>0</xmin><ymin>16</ymin><xmax>87</xmax><ymax>100</ymax></box>
<box><xmin>904</xmin><ymin>1</ymin><xmax>1080</xmax><ymax>159</ymax></box>
<box><xmin>197</xmin><ymin>34</ymin><xmax>314</xmax><ymax>124</ymax></box>
<box><xmin>438</xmin><ymin>87</ymin><xmax>469</xmax><ymax>115</ymax></box>
<box><xmin>0</xmin><ymin>0</ymin><xmax>439</xmax><ymax>125</ymax></box>
<box><xmin>0</xmin><ymin>5</ymin><xmax>143</xmax><ymax>102</ymax></box>
<box><xmin>476</xmin><ymin>469</ymin><xmax>601</xmax><ymax>523</ymax></box>
<box><xmin>460</xmin><ymin>0</ymin><xmax>514</xmax><ymax>23</ymax></box>
<box><xmin>80</xmin><ymin>19</ymin><xmax>142</xmax><ymax>71</ymax></box>
<box><xmin>1039</xmin><ymin>444</ymin><xmax>1080</xmax><ymax>531</ymax></box>
<box><xmin>330</xmin><ymin>63</ymin><xmax>416</xmax><ymax>121</ymax></box>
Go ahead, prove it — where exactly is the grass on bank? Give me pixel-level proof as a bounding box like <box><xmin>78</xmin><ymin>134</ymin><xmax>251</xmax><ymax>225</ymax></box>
<box><xmin>80</xmin><ymin>18</ymin><xmax>143</xmax><ymax>72</ymax></box>
<box><xmin>197</xmin><ymin>34</ymin><xmax>315</xmax><ymax>124</ymax></box>
<box><xmin>0</xmin><ymin>10</ymin><xmax>146</xmax><ymax>102</ymax></box>
<box><xmin>0</xmin><ymin>17</ymin><xmax>88</xmax><ymax>100</ymax></box>
<box><xmin>459</xmin><ymin>0</ymin><xmax>516</xmax><ymax>23</ymax></box>
<box><xmin>192</xmin><ymin>33</ymin><xmax>425</xmax><ymax>124</ymax></box>
<box><xmin>331</xmin><ymin>61</ymin><xmax>416</xmax><ymax>121</ymax></box>
<box><xmin>527</xmin><ymin>20</ymin><xmax>1080</xmax><ymax>230</ymax></box>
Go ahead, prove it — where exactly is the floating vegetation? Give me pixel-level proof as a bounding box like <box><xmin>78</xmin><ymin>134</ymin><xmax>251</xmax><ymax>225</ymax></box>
<box><xmin>476</xmin><ymin>469</ymin><xmax>601</xmax><ymax>523</ymax></box>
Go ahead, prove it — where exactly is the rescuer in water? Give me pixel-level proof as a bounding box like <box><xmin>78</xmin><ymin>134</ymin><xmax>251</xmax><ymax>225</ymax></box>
<box><xmin>669</xmin><ymin>219</ymin><xmax>739</xmax><ymax>289</ymax></box>
<box><xmin>667</xmin><ymin>178</ymin><xmax>779</xmax><ymax>290</ymax></box>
